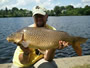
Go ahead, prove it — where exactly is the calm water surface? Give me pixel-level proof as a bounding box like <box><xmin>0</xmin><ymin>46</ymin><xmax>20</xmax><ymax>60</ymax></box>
<box><xmin>0</xmin><ymin>16</ymin><xmax>90</xmax><ymax>63</ymax></box>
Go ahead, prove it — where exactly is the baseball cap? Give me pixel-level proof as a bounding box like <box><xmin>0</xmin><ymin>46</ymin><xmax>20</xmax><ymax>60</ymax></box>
<box><xmin>32</xmin><ymin>5</ymin><xmax>47</xmax><ymax>16</ymax></box>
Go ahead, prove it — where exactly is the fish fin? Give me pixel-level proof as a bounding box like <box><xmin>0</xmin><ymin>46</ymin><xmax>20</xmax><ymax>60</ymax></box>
<box><xmin>72</xmin><ymin>44</ymin><xmax>82</xmax><ymax>56</ymax></box>
<box><xmin>21</xmin><ymin>41</ymin><xmax>29</xmax><ymax>48</ymax></box>
<box><xmin>72</xmin><ymin>37</ymin><xmax>88</xmax><ymax>56</ymax></box>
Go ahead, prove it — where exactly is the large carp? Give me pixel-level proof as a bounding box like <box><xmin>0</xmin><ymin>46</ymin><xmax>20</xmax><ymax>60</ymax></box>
<box><xmin>7</xmin><ymin>27</ymin><xmax>88</xmax><ymax>56</ymax></box>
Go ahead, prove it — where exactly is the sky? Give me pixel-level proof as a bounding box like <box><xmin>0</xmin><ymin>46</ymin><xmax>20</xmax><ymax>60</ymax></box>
<box><xmin>0</xmin><ymin>0</ymin><xmax>90</xmax><ymax>10</ymax></box>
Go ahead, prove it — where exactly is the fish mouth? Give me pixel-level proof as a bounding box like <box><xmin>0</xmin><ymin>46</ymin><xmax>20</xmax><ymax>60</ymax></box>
<box><xmin>6</xmin><ymin>37</ymin><xmax>10</xmax><ymax>42</ymax></box>
<box><xmin>6</xmin><ymin>37</ymin><xmax>20</xmax><ymax>44</ymax></box>
<box><xmin>6</xmin><ymin>37</ymin><xmax>14</xmax><ymax>42</ymax></box>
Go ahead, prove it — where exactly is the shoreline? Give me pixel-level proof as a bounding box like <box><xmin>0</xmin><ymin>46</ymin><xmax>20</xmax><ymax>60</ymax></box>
<box><xmin>0</xmin><ymin>55</ymin><xmax>90</xmax><ymax>68</ymax></box>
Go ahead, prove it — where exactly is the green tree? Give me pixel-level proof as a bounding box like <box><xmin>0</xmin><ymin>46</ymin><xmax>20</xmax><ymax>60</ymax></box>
<box><xmin>84</xmin><ymin>5</ymin><xmax>90</xmax><ymax>15</ymax></box>
<box><xmin>47</xmin><ymin>10</ymin><xmax>51</xmax><ymax>16</ymax></box>
<box><xmin>50</xmin><ymin>10</ymin><xmax>55</xmax><ymax>16</ymax></box>
<box><xmin>12</xmin><ymin>7</ymin><xmax>19</xmax><ymax>16</ymax></box>
<box><xmin>66</xmin><ymin>5</ymin><xmax>74</xmax><ymax>10</ymax></box>
<box><xmin>0</xmin><ymin>9</ymin><xmax>4</xmax><ymax>17</ymax></box>
<box><xmin>54</xmin><ymin>6</ymin><xmax>61</xmax><ymax>16</ymax></box>
<box><xmin>12</xmin><ymin>7</ymin><xmax>19</xmax><ymax>11</ymax></box>
<box><xmin>85</xmin><ymin>5</ymin><xmax>90</xmax><ymax>9</ymax></box>
<box><xmin>84</xmin><ymin>9</ymin><xmax>90</xmax><ymax>15</ymax></box>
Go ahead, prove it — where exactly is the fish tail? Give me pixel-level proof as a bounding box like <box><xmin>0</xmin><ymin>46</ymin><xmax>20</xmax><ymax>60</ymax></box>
<box><xmin>72</xmin><ymin>37</ymin><xmax>88</xmax><ymax>56</ymax></box>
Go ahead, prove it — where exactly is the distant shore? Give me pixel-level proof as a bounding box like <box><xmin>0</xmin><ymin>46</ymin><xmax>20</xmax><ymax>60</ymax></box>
<box><xmin>0</xmin><ymin>15</ymin><xmax>90</xmax><ymax>18</ymax></box>
<box><xmin>0</xmin><ymin>5</ymin><xmax>90</xmax><ymax>18</ymax></box>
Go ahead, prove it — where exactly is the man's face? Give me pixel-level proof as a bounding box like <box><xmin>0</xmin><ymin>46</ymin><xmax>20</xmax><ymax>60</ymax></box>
<box><xmin>34</xmin><ymin>14</ymin><xmax>47</xmax><ymax>27</ymax></box>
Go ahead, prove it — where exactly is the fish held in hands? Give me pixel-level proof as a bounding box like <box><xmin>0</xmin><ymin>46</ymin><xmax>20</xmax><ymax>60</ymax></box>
<box><xmin>7</xmin><ymin>27</ymin><xmax>88</xmax><ymax>56</ymax></box>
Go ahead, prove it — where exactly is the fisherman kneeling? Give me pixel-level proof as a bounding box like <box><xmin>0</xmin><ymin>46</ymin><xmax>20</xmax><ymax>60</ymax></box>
<box><xmin>11</xmin><ymin>5</ymin><xmax>69</xmax><ymax>68</ymax></box>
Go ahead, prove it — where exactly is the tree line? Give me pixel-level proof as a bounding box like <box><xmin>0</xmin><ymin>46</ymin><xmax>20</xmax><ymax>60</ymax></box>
<box><xmin>0</xmin><ymin>7</ymin><xmax>32</xmax><ymax>17</ymax></box>
<box><xmin>0</xmin><ymin>5</ymin><xmax>90</xmax><ymax>17</ymax></box>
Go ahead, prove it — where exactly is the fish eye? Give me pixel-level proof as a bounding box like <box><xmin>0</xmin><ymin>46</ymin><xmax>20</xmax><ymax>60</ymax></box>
<box><xmin>11</xmin><ymin>33</ymin><xmax>14</xmax><ymax>36</ymax></box>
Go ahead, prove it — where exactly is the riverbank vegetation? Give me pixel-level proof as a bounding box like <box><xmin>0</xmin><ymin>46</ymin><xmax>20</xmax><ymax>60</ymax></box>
<box><xmin>0</xmin><ymin>5</ymin><xmax>90</xmax><ymax>17</ymax></box>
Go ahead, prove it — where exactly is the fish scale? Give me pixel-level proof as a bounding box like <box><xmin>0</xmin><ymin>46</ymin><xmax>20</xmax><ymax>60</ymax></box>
<box><xmin>24</xmin><ymin>28</ymin><xmax>59</xmax><ymax>49</ymax></box>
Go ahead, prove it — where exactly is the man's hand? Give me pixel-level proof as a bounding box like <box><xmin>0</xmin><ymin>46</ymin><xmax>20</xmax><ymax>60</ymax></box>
<box><xmin>17</xmin><ymin>43</ymin><xmax>30</xmax><ymax>55</ymax></box>
<box><xmin>58</xmin><ymin>41</ymin><xmax>69</xmax><ymax>49</ymax></box>
<box><xmin>18</xmin><ymin>44</ymin><xmax>31</xmax><ymax>64</ymax></box>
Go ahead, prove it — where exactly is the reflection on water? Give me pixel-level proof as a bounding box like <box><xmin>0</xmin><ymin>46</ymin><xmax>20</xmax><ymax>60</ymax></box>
<box><xmin>0</xmin><ymin>16</ymin><xmax>90</xmax><ymax>63</ymax></box>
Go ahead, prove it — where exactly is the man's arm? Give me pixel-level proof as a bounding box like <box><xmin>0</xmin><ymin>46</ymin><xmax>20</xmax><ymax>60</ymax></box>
<box><xmin>18</xmin><ymin>41</ymin><xmax>69</xmax><ymax>63</ymax></box>
<box><xmin>44</xmin><ymin>49</ymin><xmax>56</xmax><ymax>61</ymax></box>
<box><xmin>43</xmin><ymin>41</ymin><xmax>69</xmax><ymax>61</ymax></box>
<box><xmin>18</xmin><ymin>45</ymin><xmax>31</xmax><ymax>64</ymax></box>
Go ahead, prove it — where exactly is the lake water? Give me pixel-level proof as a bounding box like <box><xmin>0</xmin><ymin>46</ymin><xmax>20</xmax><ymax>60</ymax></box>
<box><xmin>0</xmin><ymin>16</ymin><xmax>90</xmax><ymax>63</ymax></box>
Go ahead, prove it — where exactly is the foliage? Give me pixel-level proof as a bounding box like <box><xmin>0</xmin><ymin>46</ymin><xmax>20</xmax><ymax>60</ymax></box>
<box><xmin>0</xmin><ymin>5</ymin><xmax>90</xmax><ymax>17</ymax></box>
<box><xmin>0</xmin><ymin>7</ymin><xmax>32</xmax><ymax>17</ymax></box>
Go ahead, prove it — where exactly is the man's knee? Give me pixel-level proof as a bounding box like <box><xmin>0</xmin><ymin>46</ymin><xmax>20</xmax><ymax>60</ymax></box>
<box><xmin>34</xmin><ymin>59</ymin><xmax>57</xmax><ymax>68</ymax></box>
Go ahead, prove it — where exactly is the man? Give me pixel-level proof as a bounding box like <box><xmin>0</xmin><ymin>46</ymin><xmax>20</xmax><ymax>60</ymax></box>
<box><xmin>11</xmin><ymin>5</ymin><xmax>69</xmax><ymax>68</ymax></box>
